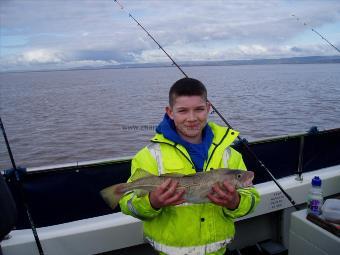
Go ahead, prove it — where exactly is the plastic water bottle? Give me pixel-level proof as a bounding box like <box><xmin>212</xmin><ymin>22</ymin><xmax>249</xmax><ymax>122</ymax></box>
<box><xmin>307</xmin><ymin>176</ymin><xmax>323</xmax><ymax>215</ymax></box>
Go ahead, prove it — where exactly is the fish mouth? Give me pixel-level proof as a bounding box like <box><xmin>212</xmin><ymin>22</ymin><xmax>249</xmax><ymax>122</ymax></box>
<box><xmin>241</xmin><ymin>178</ymin><xmax>254</xmax><ymax>188</ymax></box>
<box><xmin>244</xmin><ymin>182</ymin><xmax>254</xmax><ymax>187</ymax></box>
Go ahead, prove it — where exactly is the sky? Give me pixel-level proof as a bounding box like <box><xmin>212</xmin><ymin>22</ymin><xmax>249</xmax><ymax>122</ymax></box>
<box><xmin>1</xmin><ymin>0</ymin><xmax>340</xmax><ymax>72</ymax></box>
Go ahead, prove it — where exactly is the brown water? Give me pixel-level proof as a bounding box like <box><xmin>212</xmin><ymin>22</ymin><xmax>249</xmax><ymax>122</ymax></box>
<box><xmin>1</xmin><ymin>64</ymin><xmax>339</xmax><ymax>169</ymax></box>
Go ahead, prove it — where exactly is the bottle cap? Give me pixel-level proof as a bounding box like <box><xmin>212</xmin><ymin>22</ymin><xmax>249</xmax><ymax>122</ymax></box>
<box><xmin>312</xmin><ymin>176</ymin><xmax>321</xmax><ymax>186</ymax></box>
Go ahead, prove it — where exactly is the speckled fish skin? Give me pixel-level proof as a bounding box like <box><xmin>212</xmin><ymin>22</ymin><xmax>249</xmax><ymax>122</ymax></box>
<box><xmin>100</xmin><ymin>168</ymin><xmax>254</xmax><ymax>209</ymax></box>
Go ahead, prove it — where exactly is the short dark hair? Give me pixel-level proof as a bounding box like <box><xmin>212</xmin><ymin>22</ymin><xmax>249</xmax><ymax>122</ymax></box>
<box><xmin>169</xmin><ymin>77</ymin><xmax>207</xmax><ymax>106</ymax></box>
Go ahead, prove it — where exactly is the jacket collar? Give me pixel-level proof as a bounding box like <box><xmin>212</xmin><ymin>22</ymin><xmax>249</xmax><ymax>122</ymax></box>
<box><xmin>152</xmin><ymin>120</ymin><xmax>239</xmax><ymax>150</ymax></box>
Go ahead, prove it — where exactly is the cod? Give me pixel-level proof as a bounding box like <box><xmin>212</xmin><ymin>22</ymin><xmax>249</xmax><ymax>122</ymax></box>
<box><xmin>101</xmin><ymin>168</ymin><xmax>254</xmax><ymax>209</ymax></box>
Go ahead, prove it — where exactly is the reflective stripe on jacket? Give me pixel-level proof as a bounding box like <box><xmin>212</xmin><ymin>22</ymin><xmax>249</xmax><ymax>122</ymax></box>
<box><xmin>119</xmin><ymin>122</ymin><xmax>260</xmax><ymax>255</ymax></box>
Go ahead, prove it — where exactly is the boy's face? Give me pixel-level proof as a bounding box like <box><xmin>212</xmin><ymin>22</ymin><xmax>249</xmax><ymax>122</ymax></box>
<box><xmin>166</xmin><ymin>95</ymin><xmax>210</xmax><ymax>143</ymax></box>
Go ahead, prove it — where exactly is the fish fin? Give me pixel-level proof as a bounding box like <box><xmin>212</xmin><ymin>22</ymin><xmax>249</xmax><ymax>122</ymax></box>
<box><xmin>160</xmin><ymin>172</ymin><xmax>195</xmax><ymax>177</ymax></box>
<box><xmin>161</xmin><ymin>173</ymin><xmax>185</xmax><ymax>178</ymax></box>
<box><xmin>135</xmin><ymin>189</ymin><xmax>149</xmax><ymax>197</ymax></box>
<box><xmin>100</xmin><ymin>183</ymin><xmax>127</xmax><ymax>210</ymax></box>
<box><xmin>130</xmin><ymin>168</ymin><xmax>154</xmax><ymax>182</ymax></box>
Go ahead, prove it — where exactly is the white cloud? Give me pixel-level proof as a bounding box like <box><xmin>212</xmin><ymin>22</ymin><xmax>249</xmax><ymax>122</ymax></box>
<box><xmin>0</xmin><ymin>48</ymin><xmax>119</xmax><ymax>72</ymax></box>
<box><xmin>238</xmin><ymin>45</ymin><xmax>268</xmax><ymax>56</ymax></box>
<box><xmin>62</xmin><ymin>59</ymin><xmax>119</xmax><ymax>68</ymax></box>
<box><xmin>20</xmin><ymin>49</ymin><xmax>62</xmax><ymax>64</ymax></box>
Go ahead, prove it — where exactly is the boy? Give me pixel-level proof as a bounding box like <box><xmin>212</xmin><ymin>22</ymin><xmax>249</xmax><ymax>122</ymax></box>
<box><xmin>119</xmin><ymin>77</ymin><xmax>260</xmax><ymax>255</ymax></box>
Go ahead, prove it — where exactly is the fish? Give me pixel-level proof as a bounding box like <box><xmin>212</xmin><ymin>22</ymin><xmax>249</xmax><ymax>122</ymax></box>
<box><xmin>100</xmin><ymin>168</ymin><xmax>254</xmax><ymax>210</ymax></box>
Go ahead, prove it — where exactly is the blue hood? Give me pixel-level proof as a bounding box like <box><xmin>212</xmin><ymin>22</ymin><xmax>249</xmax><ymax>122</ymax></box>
<box><xmin>156</xmin><ymin>114</ymin><xmax>213</xmax><ymax>171</ymax></box>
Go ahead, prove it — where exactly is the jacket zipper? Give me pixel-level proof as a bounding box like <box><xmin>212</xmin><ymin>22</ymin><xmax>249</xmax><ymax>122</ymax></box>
<box><xmin>204</xmin><ymin>128</ymin><xmax>230</xmax><ymax>171</ymax></box>
<box><xmin>150</xmin><ymin>140</ymin><xmax>195</xmax><ymax>169</ymax></box>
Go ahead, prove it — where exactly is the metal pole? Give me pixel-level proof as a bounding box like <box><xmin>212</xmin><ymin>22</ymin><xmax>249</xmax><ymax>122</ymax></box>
<box><xmin>0</xmin><ymin>117</ymin><xmax>45</xmax><ymax>255</ymax></box>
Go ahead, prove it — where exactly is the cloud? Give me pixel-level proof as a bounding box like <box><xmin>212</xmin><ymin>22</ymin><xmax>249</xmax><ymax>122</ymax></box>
<box><xmin>20</xmin><ymin>49</ymin><xmax>62</xmax><ymax>64</ymax></box>
<box><xmin>1</xmin><ymin>0</ymin><xmax>340</xmax><ymax>71</ymax></box>
<box><xmin>0</xmin><ymin>47</ymin><xmax>120</xmax><ymax>71</ymax></box>
<box><xmin>291</xmin><ymin>46</ymin><xmax>304</xmax><ymax>52</ymax></box>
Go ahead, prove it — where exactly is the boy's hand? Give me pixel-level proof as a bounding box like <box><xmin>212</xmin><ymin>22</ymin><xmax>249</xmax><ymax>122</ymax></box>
<box><xmin>149</xmin><ymin>178</ymin><xmax>186</xmax><ymax>210</ymax></box>
<box><xmin>207</xmin><ymin>181</ymin><xmax>240</xmax><ymax>210</ymax></box>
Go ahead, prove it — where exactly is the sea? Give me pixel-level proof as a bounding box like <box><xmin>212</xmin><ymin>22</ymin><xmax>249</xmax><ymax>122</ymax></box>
<box><xmin>0</xmin><ymin>63</ymin><xmax>339</xmax><ymax>170</ymax></box>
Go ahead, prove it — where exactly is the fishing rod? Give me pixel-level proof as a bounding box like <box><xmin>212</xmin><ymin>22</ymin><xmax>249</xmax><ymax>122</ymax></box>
<box><xmin>292</xmin><ymin>14</ymin><xmax>340</xmax><ymax>54</ymax></box>
<box><xmin>113</xmin><ymin>0</ymin><xmax>298</xmax><ymax>210</ymax></box>
<box><xmin>0</xmin><ymin>116</ymin><xmax>45</xmax><ymax>255</ymax></box>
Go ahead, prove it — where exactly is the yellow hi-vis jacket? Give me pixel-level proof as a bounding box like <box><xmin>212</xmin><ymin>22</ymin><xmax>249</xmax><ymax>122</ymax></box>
<box><xmin>119</xmin><ymin>122</ymin><xmax>260</xmax><ymax>255</ymax></box>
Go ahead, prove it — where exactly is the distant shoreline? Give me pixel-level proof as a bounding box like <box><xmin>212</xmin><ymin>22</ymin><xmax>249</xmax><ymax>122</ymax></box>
<box><xmin>1</xmin><ymin>55</ymin><xmax>340</xmax><ymax>74</ymax></box>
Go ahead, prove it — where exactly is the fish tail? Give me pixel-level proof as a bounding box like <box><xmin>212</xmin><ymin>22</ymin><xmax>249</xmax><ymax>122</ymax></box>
<box><xmin>100</xmin><ymin>183</ymin><xmax>128</xmax><ymax>210</ymax></box>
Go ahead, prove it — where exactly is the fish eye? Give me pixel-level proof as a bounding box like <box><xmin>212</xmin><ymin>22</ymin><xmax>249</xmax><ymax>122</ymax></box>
<box><xmin>237</xmin><ymin>174</ymin><xmax>242</xmax><ymax>179</ymax></box>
